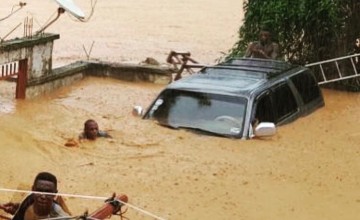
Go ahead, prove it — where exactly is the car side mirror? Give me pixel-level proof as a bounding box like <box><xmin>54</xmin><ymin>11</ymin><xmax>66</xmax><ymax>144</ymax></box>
<box><xmin>132</xmin><ymin>106</ymin><xmax>144</xmax><ymax>117</ymax></box>
<box><xmin>254</xmin><ymin>122</ymin><xmax>276</xmax><ymax>137</ymax></box>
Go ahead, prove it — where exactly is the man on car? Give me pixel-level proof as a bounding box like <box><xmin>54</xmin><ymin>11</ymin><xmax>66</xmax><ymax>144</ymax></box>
<box><xmin>244</xmin><ymin>27</ymin><xmax>280</xmax><ymax>60</ymax></box>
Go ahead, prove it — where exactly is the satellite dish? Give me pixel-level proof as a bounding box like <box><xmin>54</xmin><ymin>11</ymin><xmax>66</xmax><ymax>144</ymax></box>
<box><xmin>54</xmin><ymin>0</ymin><xmax>85</xmax><ymax>19</ymax></box>
<box><xmin>36</xmin><ymin>0</ymin><xmax>85</xmax><ymax>34</ymax></box>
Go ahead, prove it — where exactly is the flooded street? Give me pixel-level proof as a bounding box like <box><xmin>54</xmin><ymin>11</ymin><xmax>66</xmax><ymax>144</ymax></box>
<box><xmin>1</xmin><ymin>78</ymin><xmax>359</xmax><ymax>220</ymax></box>
<box><xmin>1</xmin><ymin>0</ymin><xmax>360</xmax><ymax>219</ymax></box>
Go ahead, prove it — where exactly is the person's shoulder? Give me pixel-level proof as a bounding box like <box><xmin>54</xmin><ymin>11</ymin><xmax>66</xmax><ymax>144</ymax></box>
<box><xmin>12</xmin><ymin>194</ymin><xmax>35</xmax><ymax>220</ymax></box>
<box><xmin>78</xmin><ymin>132</ymin><xmax>85</xmax><ymax>140</ymax></box>
<box><xmin>98</xmin><ymin>130</ymin><xmax>112</xmax><ymax>138</ymax></box>
<box><xmin>52</xmin><ymin>203</ymin><xmax>69</xmax><ymax>217</ymax></box>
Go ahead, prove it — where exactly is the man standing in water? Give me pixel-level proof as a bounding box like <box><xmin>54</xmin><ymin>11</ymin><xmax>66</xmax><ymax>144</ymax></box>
<box><xmin>1</xmin><ymin>172</ymin><xmax>70</xmax><ymax>220</ymax></box>
<box><xmin>244</xmin><ymin>27</ymin><xmax>280</xmax><ymax>60</ymax></box>
<box><xmin>79</xmin><ymin>119</ymin><xmax>112</xmax><ymax>141</ymax></box>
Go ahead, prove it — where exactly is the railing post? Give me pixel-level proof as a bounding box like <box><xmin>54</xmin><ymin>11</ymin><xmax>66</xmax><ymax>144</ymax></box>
<box><xmin>16</xmin><ymin>59</ymin><xmax>28</xmax><ymax>99</ymax></box>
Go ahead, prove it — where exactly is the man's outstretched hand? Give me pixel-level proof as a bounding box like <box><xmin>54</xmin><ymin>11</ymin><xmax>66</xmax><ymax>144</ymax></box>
<box><xmin>0</xmin><ymin>202</ymin><xmax>20</xmax><ymax>215</ymax></box>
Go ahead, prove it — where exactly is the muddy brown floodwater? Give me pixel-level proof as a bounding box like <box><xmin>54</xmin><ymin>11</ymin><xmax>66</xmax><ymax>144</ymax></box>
<box><xmin>1</xmin><ymin>0</ymin><xmax>360</xmax><ymax>220</ymax></box>
<box><xmin>0</xmin><ymin>77</ymin><xmax>359</xmax><ymax>220</ymax></box>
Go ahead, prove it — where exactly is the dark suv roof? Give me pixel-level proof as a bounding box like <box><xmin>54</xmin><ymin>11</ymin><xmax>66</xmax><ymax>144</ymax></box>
<box><xmin>167</xmin><ymin>58</ymin><xmax>302</xmax><ymax>96</ymax></box>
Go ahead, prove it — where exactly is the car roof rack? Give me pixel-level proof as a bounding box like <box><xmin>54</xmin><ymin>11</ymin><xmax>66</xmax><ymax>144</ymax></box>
<box><xmin>222</xmin><ymin>57</ymin><xmax>292</xmax><ymax>70</ymax></box>
<box><xmin>217</xmin><ymin>57</ymin><xmax>296</xmax><ymax>78</ymax></box>
<box><xmin>166</xmin><ymin>51</ymin><xmax>297</xmax><ymax>80</ymax></box>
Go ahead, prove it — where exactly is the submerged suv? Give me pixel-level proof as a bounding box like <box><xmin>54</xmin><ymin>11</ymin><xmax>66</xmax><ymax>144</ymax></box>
<box><xmin>134</xmin><ymin>58</ymin><xmax>324</xmax><ymax>139</ymax></box>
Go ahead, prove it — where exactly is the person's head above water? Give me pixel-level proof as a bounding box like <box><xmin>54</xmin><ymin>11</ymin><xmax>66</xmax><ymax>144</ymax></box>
<box><xmin>80</xmin><ymin>119</ymin><xmax>112</xmax><ymax>141</ymax></box>
<box><xmin>83</xmin><ymin>119</ymin><xmax>99</xmax><ymax>140</ymax></box>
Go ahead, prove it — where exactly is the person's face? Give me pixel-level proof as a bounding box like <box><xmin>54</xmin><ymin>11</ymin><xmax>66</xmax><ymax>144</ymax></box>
<box><xmin>32</xmin><ymin>180</ymin><xmax>57</xmax><ymax>213</ymax></box>
<box><xmin>259</xmin><ymin>31</ymin><xmax>271</xmax><ymax>44</ymax></box>
<box><xmin>85</xmin><ymin>121</ymin><xmax>99</xmax><ymax>140</ymax></box>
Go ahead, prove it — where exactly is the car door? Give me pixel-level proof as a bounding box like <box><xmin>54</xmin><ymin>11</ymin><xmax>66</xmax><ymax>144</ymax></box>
<box><xmin>253</xmin><ymin>90</ymin><xmax>275</xmax><ymax>124</ymax></box>
<box><xmin>252</xmin><ymin>81</ymin><xmax>299</xmax><ymax>124</ymax></box>
<box><xmin>270</xmin><ymin>81</ymin><xmax>300</xmax><ymax>125</ymax></box>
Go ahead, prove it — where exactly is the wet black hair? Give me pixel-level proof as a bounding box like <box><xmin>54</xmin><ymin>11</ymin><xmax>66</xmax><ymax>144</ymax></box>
<box><xmin>84</xmin><ymin>119</ymin><xmax>97</xmax><ymax>129</ymax></box>
<box><xmin>33</xmin><ymin>172</ymin><xmax>57</xmax><ymax>190</ymax></box>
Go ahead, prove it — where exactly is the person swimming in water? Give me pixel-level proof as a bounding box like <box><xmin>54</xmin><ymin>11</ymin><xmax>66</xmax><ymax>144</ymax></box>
<box><xmin>79</xmin><ymin>119</ymin><xmax>112</xmax><ymax>141</ymax></box>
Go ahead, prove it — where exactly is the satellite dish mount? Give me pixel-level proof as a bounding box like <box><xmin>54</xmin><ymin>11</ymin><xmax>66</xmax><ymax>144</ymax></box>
<box><xmin>35</xmin><ymin>0</ymin><xmax>85</xmax><ymax>35</ymax></box>
<box><xmin>36</xmin><ymin>7</ymin><xmax>65</xmax><ymax>35</ymax></box>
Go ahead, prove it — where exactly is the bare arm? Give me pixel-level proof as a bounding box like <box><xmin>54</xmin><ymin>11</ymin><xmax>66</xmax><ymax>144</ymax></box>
<box><xmin>0</xmin><ymin>202</ymin><xmax>20</xmax><ymax>215</ymax></box>
<box><xmin>244</xmin><ymin>42</ymin><xmax>255</xmax><ymax>57</ymax></box>
<box><xmin>270</xmin><ymin>43</ymin><xmax>279</xmax><ymax>59</ymax></box>
<box><xmin>245</xmin><ymin>42</ymin><xmax>271</xmax><ymax>59</ymax></box>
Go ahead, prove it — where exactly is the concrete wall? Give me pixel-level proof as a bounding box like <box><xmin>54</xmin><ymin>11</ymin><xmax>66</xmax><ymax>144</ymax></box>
<box><xmin>0</xmin><ymin>34</ymin><xmax>59</xmax><ymax>80</ymax></box>
<box><xmin>1</xmin><ymin>34</ymin><xmax>174</xmax><ymax>99</ymax></box>
<box><xmin>26</xmin><ymin>73</ymin><xmax>84</xmax><ymax>98</ymax></box>
<box><xmin>85</xmin><ymin>61</ymin><xmax>173</xmax><ymax>84</ymax></box>
<box><xmin>25</xmin><ymin>60</ymin><xmax>174</xmax><ymax>99</ymax></box>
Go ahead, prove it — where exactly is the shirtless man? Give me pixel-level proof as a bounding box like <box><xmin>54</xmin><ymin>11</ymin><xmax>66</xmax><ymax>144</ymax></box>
<box><xmin>244</xmin><ymin>28</ymin><xmax>280</xmax><ymax>60</ymax></box>
<box><xmin>1</xmin><ymin>172</ymin><xmax>69</xmax><ymax>220</ymax></box>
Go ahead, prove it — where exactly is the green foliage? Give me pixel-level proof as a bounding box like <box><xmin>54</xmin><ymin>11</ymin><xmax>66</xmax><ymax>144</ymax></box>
<box><xmin>228</xmin><ymin>0</ymin><xmax>356</xmax><ymax>65</ymax></box>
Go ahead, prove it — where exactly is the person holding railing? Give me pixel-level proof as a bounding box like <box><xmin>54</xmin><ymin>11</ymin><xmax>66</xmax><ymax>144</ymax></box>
<box><xmin>0</xmin><ymin>172</ymin><xmax>70</xmax><ymax>220</ymax></box>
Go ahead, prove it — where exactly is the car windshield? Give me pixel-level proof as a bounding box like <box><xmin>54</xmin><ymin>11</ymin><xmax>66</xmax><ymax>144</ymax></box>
<box><xmin>145</xmin><ymin>89</ymin><xmax>247</xmax><ymax>137</ymax></box>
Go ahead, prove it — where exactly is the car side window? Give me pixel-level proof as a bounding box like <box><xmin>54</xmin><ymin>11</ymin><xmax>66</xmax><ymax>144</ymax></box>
<box><xmin>272</xmin><ymin>82</ymin><xmax>298</xmax><ymax>123</ymax></box>
<box><xmin>290</xmin><ymin>70</ymin><xmax>321</xmax><ymax>105</ymax></box>
<box><xmin>254</xmin><ymin>92</ymin><xmax>275</xmax><ymax>123</ymax></box>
